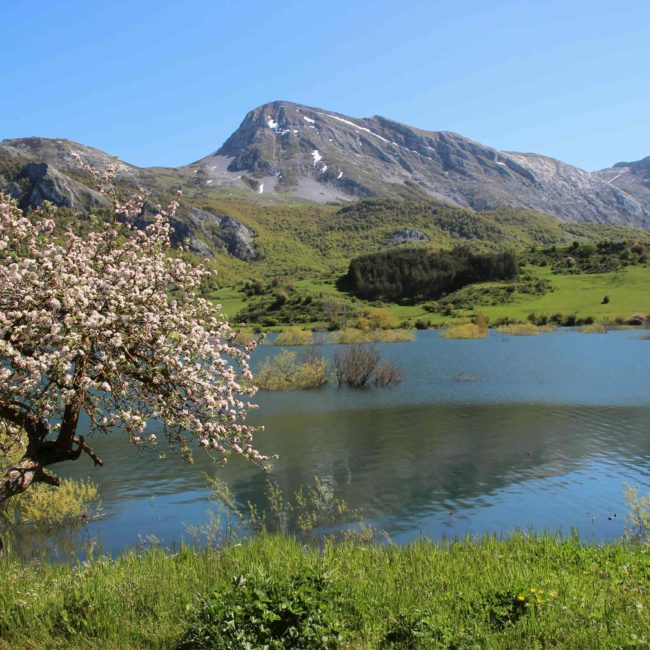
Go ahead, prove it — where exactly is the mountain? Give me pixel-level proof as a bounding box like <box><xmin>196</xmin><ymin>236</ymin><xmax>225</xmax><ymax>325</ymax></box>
<box><xmin>0</xmin><ymin>137</ymin><xmax>259</xmax><ymax>261</ymax></box>
<box><xmin>1</xmin><ymin>101</ymin><xmax>650</xmax><ymax>256</ymax></box>
<box><xmin>193</xmin><ymin>101</ymin><xmax>649</xmax><ymax>228</ymax></box>
<box><xmin>594</xmin><ymin>157</ymin><xmax>650</xmax><ymax>215</ymax></box>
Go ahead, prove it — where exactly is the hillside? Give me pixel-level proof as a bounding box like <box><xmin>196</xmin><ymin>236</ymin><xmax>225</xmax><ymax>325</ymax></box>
<box><xmin>2</xmin><ymin>102</ymin><xmax>650</xmax><ymax>310</ymax></box>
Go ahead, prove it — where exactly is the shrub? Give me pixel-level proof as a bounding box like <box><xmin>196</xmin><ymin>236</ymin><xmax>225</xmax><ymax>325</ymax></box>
<box><xmin>334</xmin><ymin>329</ymin><xmax>414</xmax><ymax>344</ymax></box>
<box><xmin>497</xmin><ymin>323</ymin><xmax>541</xmax><ymax>336</ymax></box>
<box><xmin>474</xmin><ymin>312</ymin><xmax>490</xmax><ymax>332</ymax></box>
<box><xmin>442</xmin><ymin>323</ymin><xmax>488</xmax><ymax>339</ymax></box>
<box><xmin>334</xmin><ymin>345</ymin><xmax>402</xmax><ymax>388</ymax></box>
<box><xmin>334</xmin><ymin>345</ymin><xmax>379</xmax><ymax>387</ymax></box>
<box><xmin>581</xmin><ymin>322</ymin><xmax>608</xmax><ymax>333</ymax></box>
<box><xmin>272</xmin><ymin>291</ymin><xmax>289</xmax><ymax>308</ymax></box>
<box><xmin>275</xmin><ymin>329</ymin><xmax>315</xmax><ymax>346</ymax></box>
<box><xmin>180</xmin><ymin>571</ymin><xmax>353</xmax><ymax>649</ymax></box>
<box><xmin>256</xmin><ymin>351</ymin><xmax>329</xmax><ymax>390</ymax></box>
<box><xmin>231</xmin><ymin>327</ymin><xmax>262</xmax><ymax>348</ymax></box>
<box><xmin>624</xmin><ymin>483</ymin><xmax>650</xmax><ymax>543</ymax></box>
<box><xmin>353</xmin><ymin>308</ymin><xmax>393</xmax><ymax>330</ymax></box>
<box><xmin>1</xmin><ymin>478</ymin><xmax>99</xmax><ymax>531</ymax></box>
<box><xmin>627</xmin><ymin>313</ymin><xmax>645</xmax><ymax>326</ymax></box>
<box><xmin>371</xmin><ymin>362</ymin><xmax>403</xmax><ymax>387</ymax></box>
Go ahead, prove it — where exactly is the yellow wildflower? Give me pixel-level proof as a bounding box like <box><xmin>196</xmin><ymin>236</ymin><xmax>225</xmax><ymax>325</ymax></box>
<box><xmin>530</xmin><ymin>587</ymin><xmax>537</xmax><ymax>593</ymax></box>
<box><xmin>517</xmin><ymin>595</ymin><xmax>525</xmax><ymax>602</ymax></box>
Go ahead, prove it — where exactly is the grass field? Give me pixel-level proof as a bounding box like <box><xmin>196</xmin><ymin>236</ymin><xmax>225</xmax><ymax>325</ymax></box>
<box><xmin>213</xmin><ymin>265</ymin><xmax>650</xmax><ymax>331</ymax></box>
<box><xmin>476</xmin><ymin>266</ymin><xmax>650</xmax><ymax>324</ymax></box>
<box><xmin>1</xmin><ymin>534</ymin><xmax>648</xmax><ymax>648</ymax></box>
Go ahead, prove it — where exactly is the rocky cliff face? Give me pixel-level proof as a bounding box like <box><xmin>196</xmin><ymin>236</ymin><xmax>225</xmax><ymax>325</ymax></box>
<box><xmin>0</xmin><ymin>138</ymin><xmax>258</xmax><ymax>260</ymax></box>
<box><xmin>594</xmin><ymin>157</ymin><xmax>650</xmax><ymax>217</ymax></box>
<box><xmin>169</xmin><ymin>207</ymin><xmax>258</xmax><ymax>260</ymax></box>
<box><xmin>192</xmin><ymin>101</ymin><xmax>649</xmax><ymax>228</ymax></box>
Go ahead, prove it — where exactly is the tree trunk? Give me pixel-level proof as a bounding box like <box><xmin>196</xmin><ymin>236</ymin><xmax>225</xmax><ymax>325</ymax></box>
<box><xmin>0</xmin><ymin>455</ymin><xmax>58</xmax><ymax>502</ymax></box>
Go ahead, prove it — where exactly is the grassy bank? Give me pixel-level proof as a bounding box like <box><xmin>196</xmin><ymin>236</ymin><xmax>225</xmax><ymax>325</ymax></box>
<box><xmin>1</xmin><ymin>534</ymin><xmax>648</xmax><ymax>648</ymax></box>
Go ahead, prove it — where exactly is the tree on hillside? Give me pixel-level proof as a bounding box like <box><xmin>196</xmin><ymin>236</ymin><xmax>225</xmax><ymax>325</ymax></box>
<box><xmin>0</xmin><ymin>158</ymin><xmax>270</xmax><ymax>503</ymax></box>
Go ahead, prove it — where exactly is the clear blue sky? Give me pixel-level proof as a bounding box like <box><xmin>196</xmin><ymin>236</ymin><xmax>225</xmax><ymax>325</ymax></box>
<box><xmin>1</xmin><ymin>0</ymin><xmax>648</xmax><ymax>171</ymax></box>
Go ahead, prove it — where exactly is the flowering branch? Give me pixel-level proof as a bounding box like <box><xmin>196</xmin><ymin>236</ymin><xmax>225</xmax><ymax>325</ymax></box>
<box><xmin>0</xmin><ymin>155</ymin><xmax>271</xmax><ymax>502</ymax></box>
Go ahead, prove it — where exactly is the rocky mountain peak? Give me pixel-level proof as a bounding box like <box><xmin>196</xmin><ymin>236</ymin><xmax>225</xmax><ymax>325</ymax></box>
<box><xmin>2</xmin><ymin>103</ymin><xmax>650</xmax><ymax>233</ymax></box>
<box><xmin>191</xmin><ymin>102</ymin><xmax>649</xmax><ymax>227</ymax></box>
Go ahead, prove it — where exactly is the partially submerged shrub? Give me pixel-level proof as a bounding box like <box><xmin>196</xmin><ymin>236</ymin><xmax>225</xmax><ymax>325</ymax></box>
<box><xmin>371</xmin><ymin>362</ymin><xmax>404</xmax><ymax>387</ymax></box>
<box><xmin>334</xmin><ymin>345</ymin><xmax>402</xmax><ymax>388</ymax></box>
<box><xmin>334</xmin><ymin>328</ymin><xmax>414</xmax><ymax>344</ymax></box>
<box><xmin>231</xmin><ymin>326</ymin><xmax>263</xmax><ymax>348</ymax></box>
<box><xmin>1</xmin><ymin>478</ymin><xmax>99</xmax><ymax>531</ymax></box>
<box><xmin>353</xmin><ymin>308</ymin><xmax>393</xmax><ymax>330</ymax></box>
<box><xmin>256</xmin><ymin>350</ymin><xmax>328</xmax><ymax>390</ymax></box>
<box><xmin>497</xmin><ymin>323</ymin><xmax>542</xmax><ymax>336</ymax></box>
<box><xmin>442</xmin><ymin>323</ymin><xmax>488</xmax><ymax>339</ymax></box>
<box><xmin>0</xmin><ymin>425</ymin><xmax>100</xmax><ymax>532</ymax></box>
<box><xmin>581</xmin><ymin>322</ymin><xmax>608</xmax><ymax>333</ymax></box>
<box><xmin>624</xmin><ymin>483</ymin><xmax>650</xmax><ymax>543</ymax></box>
<box><xmin>274</xmin><ymin>329</ymin><xmax>315</xmax><ymax>346</ymax></box>
<box><xmin>627</xmin><ymin>313</ymin><xmax>645</xmax><ymax>326</ymax></box>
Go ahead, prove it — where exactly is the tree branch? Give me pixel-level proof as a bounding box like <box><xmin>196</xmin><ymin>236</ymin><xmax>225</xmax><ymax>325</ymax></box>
<box><xmin>74</xmin><ymin>436</ymin><xmax>104</xmax><ymax>467</ymax></box>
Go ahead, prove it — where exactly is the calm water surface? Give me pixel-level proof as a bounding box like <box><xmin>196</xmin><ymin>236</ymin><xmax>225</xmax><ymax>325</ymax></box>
<box><xmin>43</xmin><ymin>329</ymin><xmax>650</xmax><ymax>555</ymax></box>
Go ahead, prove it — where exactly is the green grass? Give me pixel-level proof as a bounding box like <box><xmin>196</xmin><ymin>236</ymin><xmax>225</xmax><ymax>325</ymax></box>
<box><xmin>211</xmin><ymin>286</ymin><xmax>249</xmax><ymax>321</ymax></box>
<box><xmin>212</xmin><ymin>264</ymin><xmax>650</xmax><ymax>331</ymax></box>
<box><xmin>0</xmin><ymin>534</ymin><xmax>648</xmax><ymax>648</ymax></box>
<box><xmin>476</xmin><ymin>266</ymin><xmax>650</xmax><ymax>324</ymax></box>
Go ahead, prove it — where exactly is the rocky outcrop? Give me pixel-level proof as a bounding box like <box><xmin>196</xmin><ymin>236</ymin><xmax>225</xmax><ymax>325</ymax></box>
<box><xmin>595</xmin><ymin>157</ymin><xmax>650</xmax><ymax>217</ymax></box>
<box><xmin>168</xmin><ymin>207</ymin><xmax>258</xmax><ymax>260</ymax></box>
<box><xmin>391</xmin><ymin>229</ymin><xmax>428</xmax><ymax>245</ymax></box>
<box><xmin>18</xmin><ymin>162</ymin><xmax>107</xmax><ymax>210</ymax></box>
<box><xmin>213</xmin><ymin>214</ymin><xmax>257</xmax><ymax>260</ymax></box>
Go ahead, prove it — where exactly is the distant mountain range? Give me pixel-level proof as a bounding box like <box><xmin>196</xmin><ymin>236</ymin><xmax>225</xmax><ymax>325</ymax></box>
<box><xmin>1</xmin><ymin>100</ymin><xmax>649</xmax><ymax>242</ymax></box>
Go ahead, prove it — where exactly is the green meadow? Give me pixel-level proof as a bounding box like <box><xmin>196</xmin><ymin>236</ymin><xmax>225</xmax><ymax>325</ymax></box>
<box><xmin>1</xmin><ymin>534</ymin><xmax>648</xmax><ymax>649</ymax></box>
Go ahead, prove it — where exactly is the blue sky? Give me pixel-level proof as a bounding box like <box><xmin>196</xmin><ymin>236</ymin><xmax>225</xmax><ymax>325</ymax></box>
<box><xmin>1</xmin><ymin>0</ymin><xmax>648</xmax><ymax>171</ymax></box>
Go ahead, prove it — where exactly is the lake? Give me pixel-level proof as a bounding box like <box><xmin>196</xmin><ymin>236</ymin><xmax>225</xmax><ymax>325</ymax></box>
<box><xmin>29</xmin><ymin>329</ymin><xmax>650</xmax><ymax>556</ymax></box>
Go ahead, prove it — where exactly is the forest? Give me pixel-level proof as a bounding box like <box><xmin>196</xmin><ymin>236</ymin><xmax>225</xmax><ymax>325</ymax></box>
<box><xmin>337</xmin><ymin>245</ymin><xmax>519</xmax><ymax>302</ymax></box>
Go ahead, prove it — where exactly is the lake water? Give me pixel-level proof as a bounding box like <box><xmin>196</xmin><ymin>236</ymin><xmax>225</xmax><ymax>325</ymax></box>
<box><xmin>32</xmin><ymin>329</ymin><xmax>650</xmax><ymax>556</ymax></box>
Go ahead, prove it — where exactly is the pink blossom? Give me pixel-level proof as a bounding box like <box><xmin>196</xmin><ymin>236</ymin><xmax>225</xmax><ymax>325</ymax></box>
<box><xmin>0</xmin><ymin>162</ymin><xmax>270</xmax><ymax>502</ymax></box>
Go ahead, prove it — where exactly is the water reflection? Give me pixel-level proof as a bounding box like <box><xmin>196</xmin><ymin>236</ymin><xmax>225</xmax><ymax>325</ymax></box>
<box><xmin>41</xmin><ymin>330</ymin><xmax>650</xmax><ymax>554</ymax></box>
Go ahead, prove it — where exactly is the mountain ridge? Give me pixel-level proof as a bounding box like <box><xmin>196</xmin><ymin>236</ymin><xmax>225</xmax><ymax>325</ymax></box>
<box><xmin>187</xmin><ymin>100</ymin><xmax>650</xmax><ymax>227</ymax></box>
<box><xmin>1</xmin><ymin>100</ymin><xmax>650</xmax><ymax>234</ymax></box>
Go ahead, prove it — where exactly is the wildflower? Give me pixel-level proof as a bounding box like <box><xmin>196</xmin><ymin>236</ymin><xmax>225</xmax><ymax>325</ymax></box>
<box><xmin>530</xmin><ymin>587</ymin><xmax>537</xmax><ymax>593</ymax></box>
<box><xmin>517</xmin><ymin>595</ymin><xmax>525</xmax><ymax>602</ymax></box>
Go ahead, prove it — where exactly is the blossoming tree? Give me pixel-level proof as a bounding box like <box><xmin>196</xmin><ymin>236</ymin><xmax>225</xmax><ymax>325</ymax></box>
<box><xmin>0</xmin><ymin>159</ymin><xmax>269</xmax><ymax>503</ymax></box>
